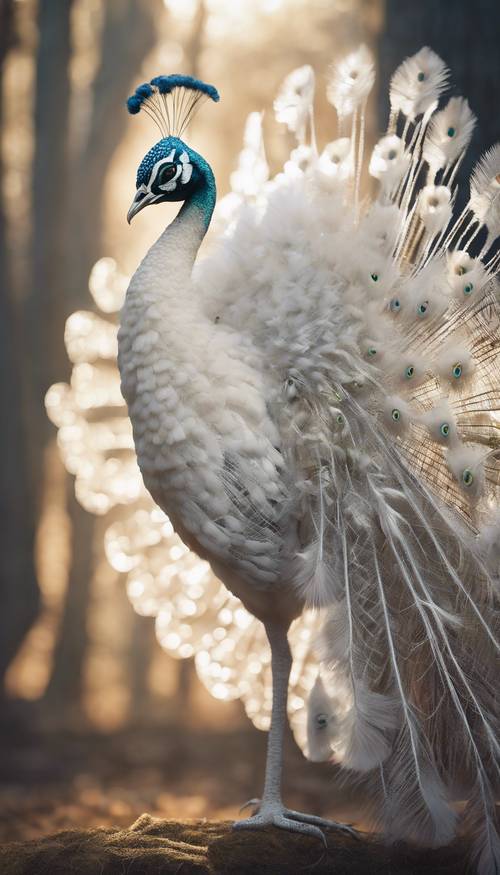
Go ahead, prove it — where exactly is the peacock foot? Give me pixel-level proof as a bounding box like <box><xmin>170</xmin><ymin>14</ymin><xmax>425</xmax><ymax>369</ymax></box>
<box><xmin>233</xmin><ymin>800</ymin><xmax>358</xmax><ymax>846</ymax></box>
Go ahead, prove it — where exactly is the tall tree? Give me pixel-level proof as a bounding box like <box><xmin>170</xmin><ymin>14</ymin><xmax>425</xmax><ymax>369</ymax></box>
<box><xmin>0</xmin><ymin>0</ymin><xmax>41</xmax><ymax>703</ymax></box>
<box><xmin>69</xmin><ymin>0</ymin><xmax>160</xmax><ymax>307</ymax></box>
<box><xmin>43</xmin><ymin>0</ymin><xmax>160</xmax><ymax>717</ymax></box>
<box><xmin>28</xmin><ymin>0</ymin><xmax>74</xmax><ymax>445</ymax></box>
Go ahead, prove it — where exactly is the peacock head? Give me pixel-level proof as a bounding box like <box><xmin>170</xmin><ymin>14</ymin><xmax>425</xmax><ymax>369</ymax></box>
<box><xmin>127</xmin><ymin>137</ymin><xmax>207</xmax><ymax>222</ymax></box>
<box><xmin>126</xmin><ymin>75</ymin><xmax>219</xmax><ymax>223</ymax></box>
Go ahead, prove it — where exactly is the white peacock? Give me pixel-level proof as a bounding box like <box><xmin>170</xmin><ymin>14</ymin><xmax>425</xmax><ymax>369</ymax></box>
<box><xmin>45</xmin><ymin>105</ymin><xmax>324</xmax><ymax>751</ymax></box>
<box><xmin>47</xmin><ymin>51</ymin><xmax>500</xmax><ymax>867</ymax></box>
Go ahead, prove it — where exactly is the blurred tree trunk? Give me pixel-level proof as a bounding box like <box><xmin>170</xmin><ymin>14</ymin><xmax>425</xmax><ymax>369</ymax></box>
<box><xmin>43</xmin><ymin>0</ymin><xmax>159</xmax><ymax>719</ymax></box>
<box><xmin>43</xmin><ymin>489</ymin><xmax>96</xmax><ymax>717</ymax></box>
<box><xmin>28</xmin><ymin>0</ymin><xmax>73</xmax><ymax>459</ymax></box>
<box><xmin>185</xmin><ymin>0</ymin><xmax>206</xmax><ymax>80</ymax></box>
<box><xmin>21</xmin><ymin>0</ymin><xmax>84</xmax><ymax>721</ymax></box>
<box><xmin>0</xmin><ymin>0</ymin><xmax>41</xmax><ymax>702</ymax></box>
<box><xmin>378</xmin><ymin>0</ymin><xmax>499</xmax><ymax>188</ymax></box>
<box><xmin>69</xmin><ymin>0</ymin><xmax>160</xmax><ymax>308</ymax></box>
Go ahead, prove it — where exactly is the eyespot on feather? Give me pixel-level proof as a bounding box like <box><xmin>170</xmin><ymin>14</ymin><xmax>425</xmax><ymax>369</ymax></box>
<box><xmin>393</xmin><ymin>352</ymin><xmax>428</xmax><ymax>387</ymax></box>
<box><xmin>446</xmin><ymin>445</ymin><xmax>485</xmax><ymax>498</ymax></box>
<box><xmin>435</xmin><ymin>344</ymin><xmax>474</xmax><ymax>384</ymax></box>
<box><xmin>421</xmin><ymin>404</ymin><xmax>457</xmax><ymax>445</ymax></box>
<box><xmin>382</xmin><ymin>397</ymin><xmax>410</xmax><ymax>434</ymax></box>
<box><xmin>462</xmin><ymin>468</ymin><xmax>474</xmax><ymax>486</ymax></box>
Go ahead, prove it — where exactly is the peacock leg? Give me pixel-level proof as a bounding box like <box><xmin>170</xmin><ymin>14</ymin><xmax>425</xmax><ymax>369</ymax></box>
<box><xmin>234</xmin><ymin>620</ymin><xmax>357</xmax><ymax>843</ymax></box>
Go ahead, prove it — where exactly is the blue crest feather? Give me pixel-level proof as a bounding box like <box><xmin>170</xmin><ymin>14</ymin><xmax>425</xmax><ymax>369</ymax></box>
<box><xmin>126</xmin><ymin>95</ymin><xmax>142</xmax><ymax>114</ymax></box>
<box><xmin>126</xmin><ymin>75</ymin><xmax>219</xmax><ymax>136</ymax></box>
<box><xmin>149</xmin><ymin>74</ymin><xmax>219</xmax><ymax>102</ymax></box>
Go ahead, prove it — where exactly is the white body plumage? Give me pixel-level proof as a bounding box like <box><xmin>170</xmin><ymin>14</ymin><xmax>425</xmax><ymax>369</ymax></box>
<box><xmin>118</xmin><ymin>202</ymin><xmax>301</xmax><ymax>623</ymax></box>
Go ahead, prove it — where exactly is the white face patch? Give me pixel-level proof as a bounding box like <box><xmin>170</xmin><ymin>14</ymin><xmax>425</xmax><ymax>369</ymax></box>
<box><xmin>179</xmin><ymin>151</ymin><xmax>193</xmax><ymax>185</ymax></box>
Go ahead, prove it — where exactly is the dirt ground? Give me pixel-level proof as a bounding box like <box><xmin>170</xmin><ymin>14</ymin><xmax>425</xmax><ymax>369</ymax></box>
<box><xmin>0</xmin><ymin>715</ymin><xmax>476</xmax><ymax>874</ymax></box>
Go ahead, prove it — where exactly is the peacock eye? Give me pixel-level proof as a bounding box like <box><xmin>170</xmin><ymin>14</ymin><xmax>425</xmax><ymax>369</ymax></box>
<box><xmin>370</xmin><ymin>273</ymin><xmax>379</xmax><ymax>282</ymax></box>
<box><xmin>316</xmin><ymin>713</ymin><xmax>329</xmax><ymax>729</ymax></box>
<box><xmin>452</xmin><ymin>363</ymin><xmax>462</xmax><ymax>379</ymax></box>
<box><xmin>391</xmin><ymin>408</ymin><xmax>401</xmax><ymax>421</ymax></box>
<box><xmin>417</xmin><ymin>301</ymin><xmax>428</xmax><ymax>317</ymax></box>
<box><xmin>367</xmin><ymin>346</ymin><xmax>377</xmax><ymax>357</ymax></box>
<box><xmin>463</xmin><ymin>283</ymin><xmax>474</xmax><ymax>296</ymax></box>
<box><xmin>336</xmin><ymin>413</ymin><xmax>344</xmax><ymax>425</ymax></box>
<box><xmin>417</xmin><ymin>71</ymin><xmax>425</xmax><ymax>82</ymax></box>
<box><xmin>390</xmin><ymin>298</ymin><xmax>401</xmax><ymax>312</ymax></box>
<box><xmin>447</xmin><ymin>127</ymin><xmax>456</xmax><ymax>137</ymax></box>
<box><xmin>440</xmin><ymin>423</ymin><xmax>450</xmax><ymax>437</ymax></box>
<box><xmin>405</xmin><ymin>365</ymin><xmax>415</xmax><ymax>379</ymax></box>
<box><xmin>159</xmin><ymin>162</ymin><xmax>177</xmax><ymax>184</ymax></box>
<box><xmin>462</xmin><ymin>468</ymin><xmax>474</xmax><ymax>487</ymax></box>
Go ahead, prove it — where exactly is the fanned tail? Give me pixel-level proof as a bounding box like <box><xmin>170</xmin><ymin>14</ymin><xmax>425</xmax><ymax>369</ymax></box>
<box><xmin>298</xmin><ymin>392</ymin><xmax>500</xmax><ymax>856</ymax></box>
<box><xmin>288</xmin><ymin>47</ymin><xmax>500</xmax><ymax>855</ymax></box>
<box><xmin>200</xmin><ymin>42</ymin><xmax>500</xmax><ymax>870</ymax></box>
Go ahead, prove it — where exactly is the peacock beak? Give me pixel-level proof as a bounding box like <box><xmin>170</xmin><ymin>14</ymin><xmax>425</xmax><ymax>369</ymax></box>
<box><xmin>127</xmin><ymin>189</ymin><xmax>154</xmax><ymax>224</ymax></box>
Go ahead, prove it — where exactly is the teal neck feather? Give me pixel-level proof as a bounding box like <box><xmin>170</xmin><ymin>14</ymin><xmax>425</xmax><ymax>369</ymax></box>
<box><xmin>179</xmin><ymin>153</ymin><xmax>216</xmax><ymax>232</ymax></box>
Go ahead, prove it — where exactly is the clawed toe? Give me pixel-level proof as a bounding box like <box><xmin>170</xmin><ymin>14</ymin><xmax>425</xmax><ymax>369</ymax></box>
<box><xmin>233</xmin><ymin>812</ymin><xmax>327</xmax><ymax>847</ymax></box>
<box><xmin>233</xmin><ymin>803</ymin><xmax>359</xmax><ymax>848</ymax></box>
<box><xmin>273</xmin><ymin>814</ymin><xmax>328</xmax><ymax>846</ymax></box>
<box><xmin>239</xmin><ymin>797</ymin><xmax>261</xmax><ymax>814</ymax></box>
<box><xmin>285</xmin><ymin>809</ymin><xmax>359</xmax><ymax>839</ymax></box>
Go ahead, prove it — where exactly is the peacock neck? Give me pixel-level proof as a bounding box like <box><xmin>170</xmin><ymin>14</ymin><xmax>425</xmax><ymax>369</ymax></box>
<box><xmin>130</xmin><ymin>158</ymin><xmax>216</xmax><ymax>307</ymax></box>
<box><xmin>157</xmin><ymin>156</ymin><xmax>215</xmax><ymax>271</ymax></box>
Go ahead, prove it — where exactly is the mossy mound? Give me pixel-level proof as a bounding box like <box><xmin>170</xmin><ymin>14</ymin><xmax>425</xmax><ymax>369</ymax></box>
<box><xmin>0</xmin><ymin>813</ymin><xmax>471</xmax><ymax>874</ymax></box>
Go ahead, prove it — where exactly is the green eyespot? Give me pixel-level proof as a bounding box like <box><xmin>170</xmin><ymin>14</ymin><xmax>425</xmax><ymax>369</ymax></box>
<box><xmin>440</xmin><ymin>423</ymin><xmax>450</xmax><ymax>437</ymax></box>
<box><xmin>453</xmin><ymin>363</ymin><xmax>462</xmax><ymax>379</ymax></box>
<box><xmin>417</xmin><ymin>71</ymin><xmax>425</xmax><ymax>82</ymax></box>
<box><xmin>417</xmin><ymin>301</ymin><xmax>428</xmax><ymax>317</ymax></box>
<box><xmin>371</xmin><ymin>273</ymin><xmax>379</xmax><ymax>282</ymax></box>
<box><xmin>464</xmin><ymin>283</ymin><xmax>474</xmax><ymax>296</ymax></box>
<box><xmin>336</xmin><ymin>413</ymin><xmax>344</xmax><ymax>425</ymax></box>
<box><xmin>462</xmin><ymin>468</ymin><xmax>474</xmax><ymax>487</ymax></box>
<box><xmin>391</xmin><ymin>408</ymin><xmax>401</xmax><ymax>422</ymax></box>
<box><xmin>390</xmin><ymin>298</ymin><xmax>401</xmax><ymax>312</ymax></box>
<box><xmin>316</xmin><ymin>714</ymin><xmax>329</xmax><ymax>728</ymax></box>
<box><xmin>367</xmin><ymin>346</ymin><xmax>377</xmax><ymax>357</ymax></box>
<box><xmin>447</xmin><ymin>126</ymin><xmax>456</xmax><ymax>137</ymax></box>
<box><xmin>405</xmin><ymin>365</ymin><xmax>415</xmax><ymax>379</ymax></box>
